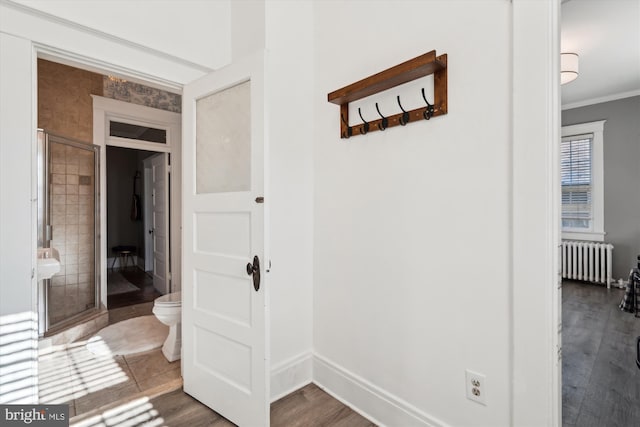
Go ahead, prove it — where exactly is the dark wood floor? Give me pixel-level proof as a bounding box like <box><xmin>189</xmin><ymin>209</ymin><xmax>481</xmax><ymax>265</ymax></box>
<box><xmin>74</xmin><ymin>383</ymin><xmax>375</xmax><ymax>427</ymax></box>
<box><xmin>270</xmin><ymin>383</ymin><xmax>375</xmax><ymax>427</ymax></box>
<box><xmin>562</xmin><ymin>280</ymin><xmax>640</xmax><ymax>426</ymax></box>
<box><xmin>107</xmin><ymin>266</ymin><xmax>161</xmax><ymax>309</ymax></box>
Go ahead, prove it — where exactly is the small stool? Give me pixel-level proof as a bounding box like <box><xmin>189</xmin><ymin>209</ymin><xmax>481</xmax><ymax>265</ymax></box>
<box><xmin>111</xmin><ymin>245</ymin><xmax>136</xmax><ymax>270</ymax></box>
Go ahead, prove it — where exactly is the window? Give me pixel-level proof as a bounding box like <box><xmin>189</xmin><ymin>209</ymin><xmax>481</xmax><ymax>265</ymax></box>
<box><xmin>561</xmin><ymin>120</ymin><xmax>606</xmax><ymax>241</ymax></box>
<box><xmin>561</xmin><ymin>134</ymin><xmax>592</xmax><ymax>229</ymax></box>
<box><xmin>110</xmin><ymin>121</ymin><xmax>167</xmax><ymax>144</ymax></box>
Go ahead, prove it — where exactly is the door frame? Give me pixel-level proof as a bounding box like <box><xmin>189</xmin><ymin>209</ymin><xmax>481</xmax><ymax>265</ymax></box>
<box><xmin>511</xmin><ymin>1</ymin><xmax>561</xmax><ymax>425</ymax></box>
<box><xmin>93</xmin><ymin>96</ymin><xmax>181</xmax><ymax>307</ymax></box>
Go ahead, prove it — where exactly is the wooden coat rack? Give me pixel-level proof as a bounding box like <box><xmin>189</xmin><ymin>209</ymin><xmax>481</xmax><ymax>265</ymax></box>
<box><xmin>327</xmin><ymin>50</ymin><xmax>447</xmax><ymax>139</ymax></box>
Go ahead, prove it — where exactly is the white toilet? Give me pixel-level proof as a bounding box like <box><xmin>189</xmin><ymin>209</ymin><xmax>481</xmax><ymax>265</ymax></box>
<box><xmin>152</xmin><ymin>291</ymin><xmax>182</xmax><ymax>362</ymax></box>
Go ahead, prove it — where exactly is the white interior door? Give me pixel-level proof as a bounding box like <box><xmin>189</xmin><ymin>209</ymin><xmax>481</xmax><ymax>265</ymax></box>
<box><xmin>150</xmin><ymin>153</ymin><xmax>170</xmax><ymax>294</ymax></box>
<box><xmin>182</xmin><ymin>52</ymin><xmax>269</xmax><ymax>426</ymax></box>
<box><xmin>143</xmin><ymin>165</ymin><xmax>153</xmax><ymax>272</ymax></box>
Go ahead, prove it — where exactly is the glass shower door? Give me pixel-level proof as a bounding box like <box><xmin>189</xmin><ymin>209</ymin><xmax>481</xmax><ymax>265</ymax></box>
<box><xmin>40</xmin><ymin>131</ymin><xmax>100</xmax><ymax>332</ymax></box>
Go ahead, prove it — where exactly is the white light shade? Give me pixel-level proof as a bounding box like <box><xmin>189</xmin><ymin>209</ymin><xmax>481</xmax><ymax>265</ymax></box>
<box><xmin>561</xmin><ymin>53</ymin><xmax>579</xmax><ymax>85</ymax></box>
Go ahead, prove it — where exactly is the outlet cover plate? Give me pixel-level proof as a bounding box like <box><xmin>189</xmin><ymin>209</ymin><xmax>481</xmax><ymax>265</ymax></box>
<box><xmin>466</xmin><ymin>369</ymin><xmax>487</xmax><ymax>405</ymax></box>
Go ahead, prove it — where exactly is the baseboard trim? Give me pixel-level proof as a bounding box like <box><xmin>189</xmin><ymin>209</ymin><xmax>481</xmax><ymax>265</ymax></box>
<box><xmin>270</xmin><ymin>351</ymin><xmax>313</xmax><ymax>403</ymax></box>
<box><xmin>313</xmin><ymin>353</ymin><xmax>449</xmax><ymax>427</ymax></box>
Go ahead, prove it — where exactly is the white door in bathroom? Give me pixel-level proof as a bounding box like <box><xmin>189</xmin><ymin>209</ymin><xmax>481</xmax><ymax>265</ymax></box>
<box><xmin>150</xmin><ymin>153</ymin><xmax>170</xmax><ymax>295</ymax></box>
<box><xmin>182</xmin><ymin>51</ymin><xmax>269</xmax><ymax>427</ymax></box>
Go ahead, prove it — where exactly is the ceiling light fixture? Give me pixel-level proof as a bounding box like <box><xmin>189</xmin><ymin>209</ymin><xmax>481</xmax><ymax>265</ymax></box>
<box><xmin>107</xmin><ymin>75</ymin><xmax>128</xmax><ymax>83</ymax></box>
<box><xmin>561</xmin><ymin>53</ymin><xmax>579</xmax><ymax>85</ymax></box>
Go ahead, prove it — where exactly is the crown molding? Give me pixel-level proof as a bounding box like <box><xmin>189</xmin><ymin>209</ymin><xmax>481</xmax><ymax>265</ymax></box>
<box><xmin>562</xmin><ymin>89</ymin><xmax>640</xmax><ymax>111</ymax></box>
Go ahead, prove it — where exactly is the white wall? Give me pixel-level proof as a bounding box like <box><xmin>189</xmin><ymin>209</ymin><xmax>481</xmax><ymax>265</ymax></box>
<box><xmin>0</xmin><ymin>33</ymin><xmax>38</xmax><ymax>404</ymax></box>
<box><xmin>0</xmin><ymin>1</ymin><xmax>215</xmax><ymax>86</ymax></box>
<box><xmin>312</xmin><ymin>1</ymin><xmax>512</xmax><ymax>425</ymax></box>
<box><xmin>11</xmin><ymin>0</ymin><xmax>231</xmax><ymax>71</ymax></box>
<box><xmin>264</xmin><ymin>0</ymin><xmax>315</xmax><ymax>399</ymax></box>
<box><xmin>232</xmin><ymin>0</ymin><xmax>265</xmax><ymax>62</ymax></box>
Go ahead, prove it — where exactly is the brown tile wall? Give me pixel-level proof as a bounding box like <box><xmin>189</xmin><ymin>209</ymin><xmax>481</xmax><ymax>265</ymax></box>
<box><xmin>49</xmin><ymin>143</ymin><xmax>96</xmax><ymax>325</ymax></box>
<box><xmin>38</xmin><ymin>59</ymin><xmax>103</xmax><ymax>143</ymax></box>
<box><xmin>39</xmin><ymin>59</ymin><xmax>102</xmax><ymax>325</ymax></box>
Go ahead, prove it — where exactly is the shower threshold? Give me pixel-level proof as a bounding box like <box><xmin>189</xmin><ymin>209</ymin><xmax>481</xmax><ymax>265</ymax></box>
<box><xmin>40</xmin><ymin>307</ymin><xmax>108</xmax><ymax>351</ymax></box>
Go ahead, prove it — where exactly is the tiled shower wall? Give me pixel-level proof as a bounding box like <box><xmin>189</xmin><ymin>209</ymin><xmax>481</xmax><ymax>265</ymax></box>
<box><xmin>49</xmin><ymin>143</ymin><xmax>96</xmax><ymax>325</ymax></box>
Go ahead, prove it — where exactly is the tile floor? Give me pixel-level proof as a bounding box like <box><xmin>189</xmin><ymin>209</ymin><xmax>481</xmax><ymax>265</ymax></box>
<box><xmin>38</xmin><ymin>302</ymin><xmax>179</xmax><ymax>419</ymax></box>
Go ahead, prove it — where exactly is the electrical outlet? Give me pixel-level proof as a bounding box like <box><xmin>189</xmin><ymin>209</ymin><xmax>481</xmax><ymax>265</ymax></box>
<box><xmin>465</xmin><ymin>370</ymin><xmax>486</xmax><ymax>405</ymax></box>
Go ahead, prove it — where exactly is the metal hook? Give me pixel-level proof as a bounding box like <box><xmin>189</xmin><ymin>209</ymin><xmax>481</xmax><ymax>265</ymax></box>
<box><xmin>397</xmin><ymin>96</ymin><xmax>410</xmax><ymax>126</ymax></box>
<box><xmin>421</xmin><ymin>88</ymin><xmax>435</xmax><ymax>120</ymax></box>
<box><xmin>358</xmin><ymin>108</ymin><xmax>369</xmax><ymax>135</ymax></box>
<box><xmin>341</xmin><ymin>113</ymin><xmax>352</xmax><ymax>138</ymax></box>
<box><xmin>375</xmin><ymin>103</ymin><xmax>388</xmax><ymax>131</ymax></box>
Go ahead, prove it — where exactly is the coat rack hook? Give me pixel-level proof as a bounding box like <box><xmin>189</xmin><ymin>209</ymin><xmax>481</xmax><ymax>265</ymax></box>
<box><xmin>375</xmin><ymin>103</ymin><xmax>388</xmax><ymax>131</ymax></box>
<box><xmin>341</xmin><ymin>113</ymin><xmax>352</xmax><ymax>138</ymax></box>
<box><xmin>397</xmin><ymin>96</ymin><xmax>410</xmax><ymax>126</ymax></box>
<box><xmin>358</xmin><ymin>108</ymin><xmax>369</xmax><ymax>135</ymax></box>
<box><xmin>421</xmin><ymin>88</ymin><xmax>435</xmax><ymax>120</ymax></box>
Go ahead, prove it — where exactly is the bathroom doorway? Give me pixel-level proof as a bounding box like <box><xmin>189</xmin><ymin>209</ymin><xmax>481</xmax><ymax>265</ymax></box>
<box><xmin>36</xmin><ymin>58</ymin><xmax>182</xmax><ymax>329</ymax></box>
<box><xmin>105</xmin><ymin>146</ymin><xmax>161</xmax><ymax>309</ymax></box>
<box><xmin>93</xmin><ymin>95</ymin><xmax>182</xmax><ymax>313</ymax></box>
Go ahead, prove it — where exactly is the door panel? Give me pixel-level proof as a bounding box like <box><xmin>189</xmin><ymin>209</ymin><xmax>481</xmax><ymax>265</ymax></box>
<box><xmin>182</xmin><ymin>51</ymin><xmax>268</xmax><ymax>427</ymax></box>
<box><xmin>194</xmin><ymin>211</ymin><xmax>251</xmax><ymax>256</ymax></box>
<box><xmin>194</xmin><ymin>269</ymin><xmax>252</xmax><ymax>326</ymax></box>
<box><xmin>151</xmin><ymin>153</ymin><xmax>169</xmax><ymax>294</ymax></box>
<box><xmin>194</xmin><ymin>326</ymin><xmax>252</xmax><ymax>391</ymax></box>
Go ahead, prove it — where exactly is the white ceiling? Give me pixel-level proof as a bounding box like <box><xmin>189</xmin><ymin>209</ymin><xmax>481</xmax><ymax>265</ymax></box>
<box><xmin>561</xmin><ymin>0</ymin><xmax>640</xmax><ymax>109</ymax></box>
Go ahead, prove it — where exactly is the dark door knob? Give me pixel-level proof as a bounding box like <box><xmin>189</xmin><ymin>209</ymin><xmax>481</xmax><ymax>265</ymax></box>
<box><xmin>246</xmin><ymin>255</ymin><xmax>261</xmax><ymax>291</ymax></box>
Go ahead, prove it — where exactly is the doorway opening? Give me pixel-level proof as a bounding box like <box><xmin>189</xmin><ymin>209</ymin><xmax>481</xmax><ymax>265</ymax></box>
<box><xmin>92</xmin><ymin>93</ymin><xmax>182</xmax><ymax>315</ymax></box>
<box><xmin>36</xmin><ymin>57</ymin><xmax>182</xmax><ymax>335</ymax></box>
<box><xmin>35</xmin><ymin>55</ymin><xmax>185</xmax><ymax>418</ymax></box>
<box><xmin>106</xmin><ymin>146</ymin><xmax>162</xmax><ymax>309</ymax></box>
<box><xmin>559</xmin><ymin>1</ymin><xmax>640</xmax><ymax>425</ymax></box>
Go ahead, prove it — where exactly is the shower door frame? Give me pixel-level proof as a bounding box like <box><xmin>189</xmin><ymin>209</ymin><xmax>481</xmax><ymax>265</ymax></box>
<box><xmin>40</xmin><ymin>131</ymin><xmax>101</xmax><ymax>335</ymax></box>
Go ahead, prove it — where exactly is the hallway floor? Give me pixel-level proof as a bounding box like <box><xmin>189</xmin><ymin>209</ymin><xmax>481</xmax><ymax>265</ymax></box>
<box><xmin>71</xmin><ymin>383</ymin><xmax>376</xmax><ymax>427</ymax></box>
<box><xmin>39</xmin><ymin>302</ymin><xmax>375</xmax><ymax>426</ymax></box>
<box><xmin>562</xmin><ymin>280</ymin><xmax>640</xmax><ymax>426</ymax></box>
<box><xmin>107</xmin><ymin>267</ymin><xmax>161</xmax><ymax>309</ymax></box>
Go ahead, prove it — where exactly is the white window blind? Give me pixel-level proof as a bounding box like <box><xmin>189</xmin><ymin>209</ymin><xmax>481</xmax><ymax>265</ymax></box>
<box><xmin>561</xmin><ymin>133</ymin><xmax>593</xmax><ymax>230</ymax></box>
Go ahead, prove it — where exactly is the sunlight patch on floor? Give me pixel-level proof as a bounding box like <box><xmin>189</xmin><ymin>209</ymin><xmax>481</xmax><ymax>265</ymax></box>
<box><xmin>0</xmin><ymin>311</ymin><xmax>38</xmax><ymax>404</ymax></box>
<box><xmin>38</xmin><ymin>338</ymin><xmax>129</xmax><ymax>403</ymax></box>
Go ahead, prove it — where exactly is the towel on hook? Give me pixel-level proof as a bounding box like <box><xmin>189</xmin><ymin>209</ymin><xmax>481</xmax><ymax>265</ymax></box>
<box><xmin>130</xmin><ymin>171</ymin><xmax>141</xmax><ymax>221</ymax></box>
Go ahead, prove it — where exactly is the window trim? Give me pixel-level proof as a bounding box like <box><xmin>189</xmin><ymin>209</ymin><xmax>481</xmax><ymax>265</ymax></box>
<box><xmin>561</xmin><ymin>120</ymin><xmax>606</xmax><ymax>241</ymax></box>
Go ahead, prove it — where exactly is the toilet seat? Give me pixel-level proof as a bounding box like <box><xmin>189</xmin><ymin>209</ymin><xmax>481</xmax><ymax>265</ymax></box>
<box><xmin>154</xmin><ymin>291</ymin><xmax>182</xmax><ymax>306</ymax></box>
